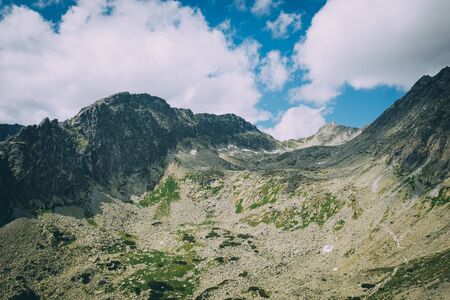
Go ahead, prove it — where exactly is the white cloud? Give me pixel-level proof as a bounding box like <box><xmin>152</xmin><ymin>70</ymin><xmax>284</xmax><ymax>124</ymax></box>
<box><xmin>0</xmin><ymin>0</ymin><xmax>271</xmax><ymax>125</ymax></box>
<box><xmin>259</xmin><ymin>50</ymin><xmax>289</xmax><ymax>91</ymax></box>
<box><xmin>232</xmin><ymin>0</ymin><xmax>247</xmax><ymax>12</ymax></box>
<box><xmin>33</xmin><ymin>0</ymin><xmax>62</xmax><ymax>8</ymax></box>
<box><xmin>266</xmin><ymin>11</ymin><xmax>301</xmax><ymax>39</ymax></box>
<box><xmin>262</xmin><ymin>105</ymin><xmax>325</xmax><ymax>140</ymax></box>
<box><xmin>293</xmin><ymin>0</ymin><xmax>450</xmax><ymax>105</ymax></box>
<box><xmin>289</xmin><ymin>83</ymin><xmax>339</xmax><ymax>106</ymax></box>
<box><xmin>251</xmin><ymin>0</ymin><xmax>278</xmax><ymax>16</ymax></box>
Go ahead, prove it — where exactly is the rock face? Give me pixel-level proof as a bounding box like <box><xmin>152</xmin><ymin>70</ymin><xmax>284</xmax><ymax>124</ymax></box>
<box><xmin>0</xmin><ymin>92</ymin><xmax>276</xmax><ymax>225</ymax></box>
<box><xmin>347</xmin><ymin>66</ymin><xmax>450</xmax><ymax>184</ymax></box>
<box><xmin>0</xmin><ymin>124</ymin><xmax>23</xmax><ymax>141</ymax></box>
<box><xmin>0</xmin><ymin>118</ymin><xmax>87</xmax><ymax>224</ymax></box>
<box><xmin>281</xmin><ymin>122</ymin><xmax>362</xmax><ymax>150</ymax></box>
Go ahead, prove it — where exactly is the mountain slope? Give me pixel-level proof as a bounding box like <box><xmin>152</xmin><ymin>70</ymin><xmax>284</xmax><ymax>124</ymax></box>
<box><xmin>351</xmin><ymin>66</ymin><xmax>450</xmax><ymax>184</ymax></box>
<box><xmin>0</xmin><ymin>68</ymin><xmax>449</xmax><ymax>300</ymax></box>
<box><xmin>266</xmin><ymin>67</ymin><xmax>450</xmax><ymax>186</ymax></box>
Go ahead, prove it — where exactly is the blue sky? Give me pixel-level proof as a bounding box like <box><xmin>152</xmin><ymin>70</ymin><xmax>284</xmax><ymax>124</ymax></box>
<box><xmin>0</xmin><ymin>0</ymin><xmax>448</xmax><ymax>139</ymax></box>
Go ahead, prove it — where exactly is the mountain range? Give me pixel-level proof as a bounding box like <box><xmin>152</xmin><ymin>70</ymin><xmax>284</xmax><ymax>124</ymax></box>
<box><xmin>0</xmin><ymin>67</ymin><xmax>449</xmax><ymax>299</ymax></box>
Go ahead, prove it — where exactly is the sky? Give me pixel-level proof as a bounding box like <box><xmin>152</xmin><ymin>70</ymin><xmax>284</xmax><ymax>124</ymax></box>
<box><xmin>0</xmin><ymin>0</ymin><xmax>449</xmax><ymax>140</ymax></box>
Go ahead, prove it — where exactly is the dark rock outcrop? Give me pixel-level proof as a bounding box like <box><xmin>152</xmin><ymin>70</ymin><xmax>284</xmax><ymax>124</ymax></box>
<box><xmin>0</xmin><ymin>124</ymin><xmax>23</xmax><ymax>141</ymax></box>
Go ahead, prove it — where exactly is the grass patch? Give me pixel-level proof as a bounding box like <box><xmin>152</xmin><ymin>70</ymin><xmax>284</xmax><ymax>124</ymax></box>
<box><xmin>281</xmin><ymin>173</ymin><xmax>305</xmax><ymax>197</ymax></box>
<box><xmin>181</xmin><ymin>233</ymin><xmax>196</xmax><ymax>243</ymax></box>
<box><xmin>368</xmin><ymin>249</ymin><xmax>450</xmax><ymax>299</ymax></box>
<box><xmin>118</xmin><ymin>231</ymin><xmax>137</xmax><ymax>248</ymax></box>
<box><xmin>121</xmin><ymin>250</ymin><xmax>200</xmax><ymax>298</ymax></box>
<box><xmin>219</xmin><ymin>240</ymin><xmax>241</xmax><ymax>249</ymax></box>
<box><xmin>333</xmin><ymin>219</ymin><xmax>345</xmax><ymax>232</ymax></box>
<box><xmin>102</xmin><ymin>235</ymin><xmax>138</xmax><ymax>254</ymax></box>
<box><xmin>141</xmin><ymin>176</ymin><xmax>180</xmax><ymax>219</ymax></box>
<box><xmin>200</xmin><ymin>219</ymin><xmax>217</xmax><ymax>226</ymax></box>
<box><xmin>242</xmin><ymin>192</ymin><xmax>344</xmax><ymax>230</ymax></box>
<box><xmin>300</xmin><ymin>193</ymin><xmax>343</xmax><ymax>226</ymax></box>
<box><xmin>48</xmin><ymin>227</ymin><xmax>75</xmax><ymax>247</ymax></box>
<box><xmin>427</xmin><ymin>187</ymin><xmax>450</xmax><ymax>208</ymax></box>
<box><xmin>249</xmin><ymin>181</ymin><xmax>280</xmax><ymax>210</ymax></box>
<box><xmin>205</xmin><ymin>230</ymin><xmax>220</xmax><ymax>239</ymax></box>
<box><xmin>86</xmin><ymin>217</ymin><xmax>98</xmax><ymax>227</ymax></box>
<box><xmin>204</xmin><ymin>208</ymin><xmax>215</xmax><ymax>220</ymax></box>
<box><xmin>235</xmin><ymin>199</ymin><xmax>244</xmax><ymax>214</ymax></box>
<box><xmin>186</xmin><ymin>170</ymin><xmax>224</xmax><ymax>196</ymax></box>
<box><xmin>348</xmin><ymin>194</ymin><xmax>362</xmax><ymax>219</ymax></box>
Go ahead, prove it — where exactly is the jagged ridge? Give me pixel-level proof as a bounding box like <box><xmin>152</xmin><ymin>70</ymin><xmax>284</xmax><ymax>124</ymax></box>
<box><xmin>0</xmin><ymin>92</ymin><xmax>276</xmax><ymax>225</ymax></box>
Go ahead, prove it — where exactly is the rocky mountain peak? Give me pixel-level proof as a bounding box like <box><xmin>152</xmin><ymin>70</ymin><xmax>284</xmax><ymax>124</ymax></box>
<box><xmin>0</xmin><ymin>92</ymin><xmax>277</xmax><ymax>225</ymax></box>
<box><xmin>346</xmin><ymin>66</ymin><xmax>450</xmax><ymax>184</ymax></box>
<box><xmin>0</xmin><ymin>124</ymin><xmax>23</xmax><ymax>141</ymax></box>
<box><xmin>280</xmin><ymin>122</ymin><xmax>362</xmax><ymax>150</ymax></box>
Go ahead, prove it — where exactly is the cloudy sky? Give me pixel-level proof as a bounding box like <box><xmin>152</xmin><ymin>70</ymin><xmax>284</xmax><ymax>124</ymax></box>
<box><xmin>1</xmin><ymin>0</ymin><xmax>449</xmax><ymax>140</ymax></box>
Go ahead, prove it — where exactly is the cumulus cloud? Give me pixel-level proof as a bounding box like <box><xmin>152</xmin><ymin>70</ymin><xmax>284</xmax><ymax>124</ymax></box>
<box><xmin>259</xmin><ymin>50</ymin><xmax>290</xmax><ymax>91</ymax></box>
<box><xmin>262</xmin><ymin>105</ymin><xmax>325</xmax><ymax>140</ymax></box>
<box><xmin>292</xmin><ymin>0</ymin><xmax>450</xmax><ymax>105</ymax></box>
<box><xmin>0</xmin><ymin>0</ymin><xmax>270</xmax><ymax>124</ymax></box>
<box><xmin>251</xmin><ymin>0</ymin><xmax>278</xmax><ymax>16</ymax></box>
<box><xmin>266</xmin><ymin>11</ymin><xmax>301</xmax><ymax>39</ymax></box>
<box><xmin>289</xmin><ymin>83</ymin><xmax>339</xmax><ymax>106</ymax></box>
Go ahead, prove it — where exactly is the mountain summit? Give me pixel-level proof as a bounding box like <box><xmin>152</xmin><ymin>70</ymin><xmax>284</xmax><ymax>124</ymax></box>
<box><xmin>348</xmin><ymin>66</ymin><xmax>450</xmax><ymax>184</ymax></box>
<box><xmin>281</xmin><ymin>122</ymin><xmax>362</xmax><ymax>150</ymax></box>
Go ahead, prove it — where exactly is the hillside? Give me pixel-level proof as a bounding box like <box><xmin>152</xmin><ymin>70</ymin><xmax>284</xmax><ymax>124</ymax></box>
<box><xmin>0</xmin><ymin>68</ymin><xmax>449</xmax><ymax>300</ymax></box>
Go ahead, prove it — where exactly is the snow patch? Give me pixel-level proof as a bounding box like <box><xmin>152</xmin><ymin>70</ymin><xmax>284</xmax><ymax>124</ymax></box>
<box><xmin>190</xmin><ymin>149</ymin><xmax>197</xmax><ymax>156</ymax></box>
<box><xmin>429</xmin><ymin>185</ymin><xmax>442</xmax><ymax>197</ymax></box>
<box><xmin>322</xmin><ymin>245</ymin><xmax>333</xmax><ymax>253</ymax></box>
<box><xmin>372</xmin><ymin>175</ymin><xmax>382</xmax><ymax>193</ymax></box>
<box><xmin>263</xmin><ymin>149</ymin><xmax>284</xmax><ymax>155</ymax></box>
<box><xmin>242</xmin><ymin>148</ymin><xmax>258</xmax><ymax>154</ymax></box>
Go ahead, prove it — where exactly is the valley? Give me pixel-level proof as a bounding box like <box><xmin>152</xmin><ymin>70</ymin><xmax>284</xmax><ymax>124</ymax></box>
<box><xmin>0</xmin><ymin>68</ymin><xmax>449</xmax><ymax>299</ymax></box>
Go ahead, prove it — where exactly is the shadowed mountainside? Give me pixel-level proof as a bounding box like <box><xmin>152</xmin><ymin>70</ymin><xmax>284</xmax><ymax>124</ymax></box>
<box><xmin>0</xmin><ymin>124</ymin><xmax>23</xmax><ymax>141</ymax></box>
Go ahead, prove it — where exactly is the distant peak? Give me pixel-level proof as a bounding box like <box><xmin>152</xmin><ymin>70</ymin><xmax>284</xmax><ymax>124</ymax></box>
<box><xmin>321</xmin><ymin>122</ymin><xmax>337</xmax><ymax>128</ymax></box>
<box><xmin>318</xmin><ymin>122</ymin><xmax>353</xmax><ymax>133</ymax></box>
<box><xmin>434</xmin><ymin>65</ymin><xmax>450</xmax><ymax>80</ymax></box>
<box><xmin>438</xmin><ymin>65</ymin><xmax>450</xmax><ymax>73</ymax></box>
